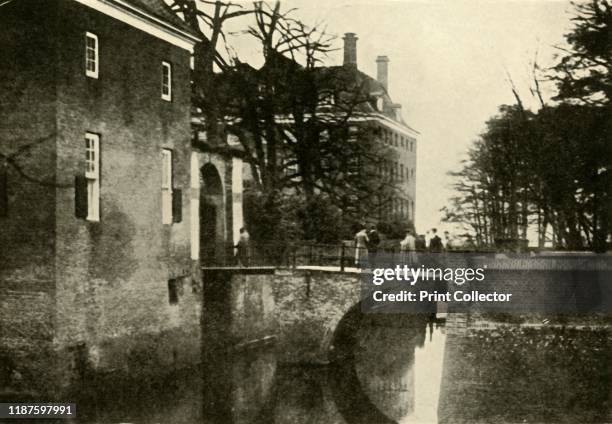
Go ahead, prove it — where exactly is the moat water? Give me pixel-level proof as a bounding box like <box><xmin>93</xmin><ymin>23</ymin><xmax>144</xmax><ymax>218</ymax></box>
<box><xmin>60</xmin><ymin>314</ymin><xmax>611</xmax><ymax>424</ymax></box>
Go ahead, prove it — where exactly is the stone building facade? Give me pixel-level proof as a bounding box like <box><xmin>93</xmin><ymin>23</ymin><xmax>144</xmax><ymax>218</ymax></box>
<box><xmin>341</xmin><ymin>33</ymin><xmax>419</xmax><ymax>224</ymax></box>
<box><xmin>0</xmin><ymin>0</ymin><xmax>238</xmax><ymax>400</ymax></box>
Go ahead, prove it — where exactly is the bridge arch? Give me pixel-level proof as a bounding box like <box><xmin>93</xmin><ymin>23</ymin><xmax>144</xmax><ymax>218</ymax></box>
<box><xmin>328</xmin><ymin>302</ymin><xmax>396</xmax><ymax>424</ymax></box>
<box><xmin>328</xmin><ymin>301</ymin><xmax>431</xmax><ymax>423</ymax></box>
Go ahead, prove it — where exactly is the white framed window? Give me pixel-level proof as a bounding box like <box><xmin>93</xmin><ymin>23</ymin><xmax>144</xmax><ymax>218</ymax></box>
<box><xmin>162</xmin><ymin>61</ymin><xmax>172</xmax><ymax>101</ymax></box>
<box><xmin>85</xmin><ymin>32</ymin><xmax>99</xmax><ymax>79</ymax></box>
<box><xmin>85</xmin><ymin>133</ymin><xmax>100</xmax><ymax>221</ymax></box>
<box><xmin>161</xmin><ymin>149</ymin><xmax>173</xmax><ymax>224</ymax></box>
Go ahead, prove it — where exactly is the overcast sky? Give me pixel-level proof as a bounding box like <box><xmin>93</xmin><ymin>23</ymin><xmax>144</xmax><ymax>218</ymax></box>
<box><xmin>222</xmin><ymin>0</ymin><xmax>575</xmax><ymax>234</ymax></box>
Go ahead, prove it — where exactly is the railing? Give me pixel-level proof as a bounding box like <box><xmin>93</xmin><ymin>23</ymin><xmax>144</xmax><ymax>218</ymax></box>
<box><xmin>201</xmin><ymin>241</ymin><xmax>355</xmax><ymax>270</ymax></box>
<box><xmin>199</xmin><ymin>240</ymin><xmax>514</xmax><ymax>271</ymax></box>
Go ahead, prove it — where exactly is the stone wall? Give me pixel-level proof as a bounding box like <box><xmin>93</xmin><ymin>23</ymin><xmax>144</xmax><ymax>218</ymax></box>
<box><xmin>211</xmin><ymin>269</ymin><xmax>361</xmax><ymax>364</ymax></box>
<box><xmin>51</xmin><ymin>0</ymin><xmax>200</xmax><ymax>393</ymax></box>
<box><xmin>0</xmin><ymin>0</ymin><xmax>202</xmax><ymax>397</ymax></box>
<box><xmin>0</xmin><ymin>0</ymin><xmax>59</xmax><ymax>394</ymax></box>
<box><xmin>0</xmin><ymin>0</ymin><xmax>58</xmax><ymax>284</ymax></box>
<box><xmin>0</xmin><ymin>281</ymin><xmax>56</xmax><ymax>394</ymax></box>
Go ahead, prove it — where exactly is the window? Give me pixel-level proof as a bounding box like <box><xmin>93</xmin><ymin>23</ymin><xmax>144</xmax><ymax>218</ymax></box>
<box><xmin>168</xmin><ymin>278</ymin><xmax>179</xmax><ymax>305</ymax></box>
<box><xmin>85</xmin><ymin>133</ymin><xmax>100</xmax><ymax>221</ymax></box>
<box><xmin>411</xmin><ymin>168</ymin><xmax>415</xmax><ymax>179</ymax></box>
<box><xmin>162</xmin><ymin>61</ymin><xmax>172</xmax><ymax>101</ymax></box>
<box><xmin>162</xmin><ymin>149</ymin><xmax>173</xmax><ymax>224</ymax></box>
<box><xmin>85</xmin><ymin>32</ymin><xmax>98</xmax><ymax>78</ymax></box>
<box><xmin>400</xmin><ymin>164</ymin><xmax>404</xmax><ymax>180</ymax></box>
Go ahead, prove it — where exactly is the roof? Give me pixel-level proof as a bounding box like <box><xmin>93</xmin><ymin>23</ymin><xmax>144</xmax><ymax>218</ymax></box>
<box><xmin>117</xmin><ymin>0</ymin><xmax>201</xmax><ymax>40</ymax></box>
<box><xmin>210</xmin><ymin>53</ymin><xmax>419</xmax><ymax>135</ymax></box>
<box><xmin>316</xmin><ymin>66</ymin><xmax>416</xmax><ymax>131</ymax></box>
<box><xmin>257</xmin><ymin>53</ymin><xmax>416</xmax><ymax>132</ymax></box>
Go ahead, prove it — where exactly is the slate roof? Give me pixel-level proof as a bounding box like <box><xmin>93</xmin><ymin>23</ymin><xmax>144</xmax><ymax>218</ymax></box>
<box><xmin>119</xmin><ymin>0</ymin><xmax>201</xmax><ymax>39</ymax></box>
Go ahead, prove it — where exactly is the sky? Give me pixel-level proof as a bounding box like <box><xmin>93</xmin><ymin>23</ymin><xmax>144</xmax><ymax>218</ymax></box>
<box><xmin>219</xmin><ymin>0</ymin><xmax>576</xmax><ymax>234</ymax></box>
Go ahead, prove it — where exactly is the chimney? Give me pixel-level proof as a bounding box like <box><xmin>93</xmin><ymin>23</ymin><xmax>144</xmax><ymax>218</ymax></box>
<box><xmin>343</xmin><ymin>33</ymin><xmax>358</xmax><ymax>68</ymax></box>
<box><xmin>376</xmin><ymin>55</ymin><xmax>390</xmax><ymax>92</ymax></box>
<box><xmin>391</xmin><ymin>104</ymin><xmax>402</xmax><ymax>121</ymax></box>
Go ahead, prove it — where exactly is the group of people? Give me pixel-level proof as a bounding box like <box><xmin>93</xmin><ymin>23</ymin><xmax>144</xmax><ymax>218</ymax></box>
<box><xmin>354</xmin><ymin>226</ymin><xmax>456</xmax><ymax>268</ymax></box>
<box><xmin>399</xmin><ymin>228</ymin><xmax>458</xmax><ymax>253</ymax></box>
<box><xmin>237</xmin><ymin>223</ymin><xmax>463</xmax><ymax>268</ymax></box>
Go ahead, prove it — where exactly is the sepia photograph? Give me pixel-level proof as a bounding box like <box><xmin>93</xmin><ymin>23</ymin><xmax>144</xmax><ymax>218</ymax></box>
<box><xmin>0</xmin><ymin>0</ymin><xmax>611</xmax><ymax>422</ymax></box>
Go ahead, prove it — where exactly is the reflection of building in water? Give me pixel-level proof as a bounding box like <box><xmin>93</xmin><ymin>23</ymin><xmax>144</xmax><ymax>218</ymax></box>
<box><xmin>354</xmin><ymin>315</ymin><xmax>427</xmax><ymax>421</ymax></box>
<box><xmin>231</xmin><ymin>350</ymin><xmax>277</xmax><ymax>424</ymax></box>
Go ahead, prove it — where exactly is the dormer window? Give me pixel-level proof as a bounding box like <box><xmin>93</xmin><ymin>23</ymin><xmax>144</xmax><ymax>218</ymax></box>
<box><xmin>85</xmin><ymin>32</ymin><xmax>99</xmax><ymax>79</ymax></box>
<box><xmin>323</xmin><ymin>92</ymin><xmax>335</xmax><ymax>105</ymax></box>
<box><xmin>376</xmin><ymin>97</ymin><xmax>384</xmax><ymax>111</ymax></box>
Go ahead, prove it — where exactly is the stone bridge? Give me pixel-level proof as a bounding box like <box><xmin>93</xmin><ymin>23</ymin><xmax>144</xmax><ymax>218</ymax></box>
<box><xmin>202</xmin><ymin>267</ymin><xmax>367</xmax><ymax>364</ymax></box>
<box><xmin>202</xmin><ymin>253</ymin><xmax>612</xmax><ymax>364</ymax></box>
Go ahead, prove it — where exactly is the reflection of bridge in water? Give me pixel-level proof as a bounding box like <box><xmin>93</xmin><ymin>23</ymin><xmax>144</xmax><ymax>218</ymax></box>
<box><xmin>202</xmin><ymin>294</ymin><xmax>445</xmax><ymax>424</ymax></box>
<box><xmin>199</xmin><ymin>258</ymin><xmax>612</xmax><ymax>424</ymax></box>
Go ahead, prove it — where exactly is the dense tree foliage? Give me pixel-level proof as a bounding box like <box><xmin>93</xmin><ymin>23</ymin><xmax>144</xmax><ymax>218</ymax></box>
<box><xmin>444</xmin><ymin>1</ymin><xmax>611</xmax><ymax>251</ymax></box>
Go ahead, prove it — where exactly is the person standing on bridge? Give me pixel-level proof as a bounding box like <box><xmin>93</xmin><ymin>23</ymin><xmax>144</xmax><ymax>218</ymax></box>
<box><xmin>235</xmin><ymin>227</ymin><xmax>250</xmax><ymax>267</ymax></box>
<box><xmin>354</xmin><ymin>225</ymin><xmax>369</xmax><ymax>268</ymax></box>
<box><xmin>366</xmin><ymin>224</ymin><xmax>381</xmax><ymax>268</ymax></box>
<box><xmin>400</xmin><ymin>230</ymin><xmax>417</xmax><ymax>264</ymax></box>
<box><xmin>444</xmin><ymin>231</ymin><xmax>455</xmax><ymax>250</ymax></box>
<box><xmin>429</xmin><ymin>228</ymin><xmax>444</xmax><ymax>253</ymax></box>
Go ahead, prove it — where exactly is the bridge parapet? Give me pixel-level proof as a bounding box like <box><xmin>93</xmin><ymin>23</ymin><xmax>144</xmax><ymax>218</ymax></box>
<box><xmin>202</xmin><ymin>252</ymin><xmax>612</xmax><ymax>363</ymax></box>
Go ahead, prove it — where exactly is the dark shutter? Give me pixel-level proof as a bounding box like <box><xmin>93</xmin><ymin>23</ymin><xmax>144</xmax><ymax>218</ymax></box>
<box><xmin>75</xmin><ymin>175</ymin><xmax>88</xmax><ymax>219</ymax></box>
<box><xmin>0</xmin><ymin>166</ymin><xmax>7</xmax><ymax>217</ymax></box>
<box><xmin>168</xmin><ymin>279</ymin><xmax>178</xmax><ymax>304</ymax></box>
<box><xmin>172</xmin><ymin>188</ymin><xmax>182</xmax><ymax>223</ymax></box>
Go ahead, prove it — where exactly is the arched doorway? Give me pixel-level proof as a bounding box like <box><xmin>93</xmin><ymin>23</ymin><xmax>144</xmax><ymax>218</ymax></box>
<box><xmin>200</xmin><ymin>163</ymin><xmax>225</xmax><ymax>266</ymax></box>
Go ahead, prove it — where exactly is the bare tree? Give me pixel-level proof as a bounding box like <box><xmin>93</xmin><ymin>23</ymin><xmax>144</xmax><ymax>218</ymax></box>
<box><xmin>210</xmin><ymin>2</ymin><xmax>402</xmax><ymax>240</ymax></box>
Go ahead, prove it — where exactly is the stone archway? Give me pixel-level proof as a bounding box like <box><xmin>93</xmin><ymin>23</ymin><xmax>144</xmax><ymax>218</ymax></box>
<box><xmin>200</xmin><ymin>163</ymin><xmax>225</xmax><ymax>266</ymax></box>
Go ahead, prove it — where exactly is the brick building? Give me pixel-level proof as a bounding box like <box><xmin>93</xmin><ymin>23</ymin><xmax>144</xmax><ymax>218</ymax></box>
<box><xmin>340</xmin><ymin>33</ymin><xmax>418</xmax><ymax>224</ymax></box>
<box><xmin>227</xmin><ymin>32</ymin><xmax>418</xmax><ymax>230</ymax></box>
<box><xmin>0</xmin><ymin>0</ymin><xmax>239</xmax><ymax>400</ymax></box>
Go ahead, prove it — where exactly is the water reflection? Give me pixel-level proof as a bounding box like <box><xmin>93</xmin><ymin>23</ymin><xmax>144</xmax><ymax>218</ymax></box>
<box><xmin>200</xmin><ymin>311</ymin><xmax>439</xmax><ymax>424</ymax></box>
<box><xmin>202</xmin><ymin>313</ymin><xmax>610</xmax><ymax>424</ymax></box>
<box><xmin>65</xmin><ymin>311</ymin><xmax>611</xmax><ymax>423</ymax></box>
<box><xmin>402</xmin><ymin>320</ymin><xmax>446</xmax><ymax>423</ymax></box>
